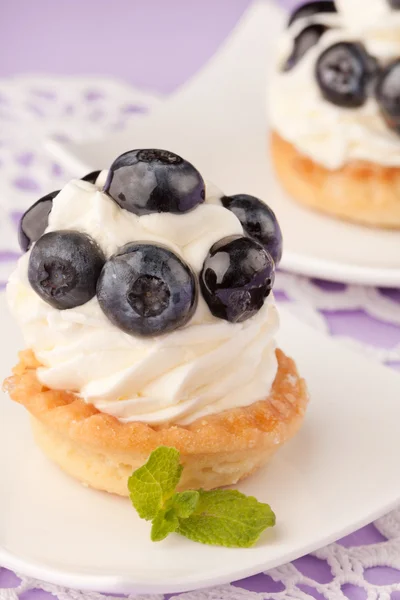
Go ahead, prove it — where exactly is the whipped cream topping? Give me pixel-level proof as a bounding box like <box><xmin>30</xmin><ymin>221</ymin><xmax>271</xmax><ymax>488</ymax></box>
<box><xmin>336</xmin><ymin>0</ymin><xmax>400</xmax><ymax>31</ymax></box>
<box><xmin>8</xmin><ymin>177</ymin><xmax>279</xmax><ymax>425</ymax></box>
<box><xmin>269</xmin><ymin>4</ymin><xmax>400</xmax><ymax>169</ymax></box>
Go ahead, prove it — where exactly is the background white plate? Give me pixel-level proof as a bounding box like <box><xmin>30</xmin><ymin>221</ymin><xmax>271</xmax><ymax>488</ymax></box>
<box><xmin>47</xmin><ymin>1</ymin><xmax>400</xmax><ymax>288</ymax></box>
<box><xmin>1</xmin><ymin>293</ymin><xmax>400</xmax><ymax>594</ymax></box>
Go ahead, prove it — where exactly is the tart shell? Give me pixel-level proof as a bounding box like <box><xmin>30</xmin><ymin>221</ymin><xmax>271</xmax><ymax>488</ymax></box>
<box><xmin>4</xmin><ymin>348</ymin><xmax>308</xmax><ymax>496</ymax></box>
<box><xmin>270</xmin><ymin>131</ymin><xmax>400</xmax><ymax>229</ymax></box>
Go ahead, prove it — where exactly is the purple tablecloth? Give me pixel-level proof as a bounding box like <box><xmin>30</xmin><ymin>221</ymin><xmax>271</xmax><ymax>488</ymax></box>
<box><xmin>0</xmin><ymin>1</ymin><xmax>399</xmax><ymax>598</ymax></box>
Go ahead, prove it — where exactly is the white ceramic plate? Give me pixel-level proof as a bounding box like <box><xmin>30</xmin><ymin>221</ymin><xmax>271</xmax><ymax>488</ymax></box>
<box><xmin>1</xmin><ymin>292</ymin><xmax>400</xmax><ymax>594</ymax></box>
<box><xmin>47</xmin><ymin>1</ymin><xmax>400</xmax><ymax>288</ymax></box>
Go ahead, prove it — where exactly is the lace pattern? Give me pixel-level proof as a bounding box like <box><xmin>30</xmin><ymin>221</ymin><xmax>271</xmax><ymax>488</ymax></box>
<box><xmin>0</xmin><ymin>75</ymin><xmax>399</xmax><ymax>599</ymax></box>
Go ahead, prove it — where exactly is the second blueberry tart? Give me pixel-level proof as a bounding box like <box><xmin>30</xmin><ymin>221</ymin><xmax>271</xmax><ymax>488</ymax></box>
<box><xmin>269</xmin><ymin>0</ymin><xmax>400</xmax><ymax>229</ymax></box>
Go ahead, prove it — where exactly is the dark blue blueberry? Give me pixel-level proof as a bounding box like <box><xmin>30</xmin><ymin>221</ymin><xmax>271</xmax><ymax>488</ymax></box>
<box><xmin>222</xmin><ymin>194</ymin><xmax>283</xmax><ymax>265</ymax></box>
<box><xmin>28</xmin><ymin>230</ymin><xmax>105</xmax><ymax>310</ymax></box>
<box><xmin>315</xmin><ymin>42</ymin><xmax>377</xmax><ymax>108</ymax></box>
<box><xmin>104</xmin><ymin>148</ymin><xmax>205</xmax><ymax>216</ymax></box>
<box><xmin>375</xmin><ymin>59</ymin><xmax>400</xmax><ymax>134</ymax></box>
<box><xmin>288</xmin><ymin>1</ymin><xmax>336</xmax><ymax>27</ymax></box>
<box><xmin>81</xmin><ymin>170</ymin><xmax>101</xmax><ymax>184</ymax></box>
<box><xmin>97</xmin><ymin>243</ymin><xmax>198</xmax><ymax>337</ymax></box>
<box><xmin>283</xmin><ymin>24</ymin><xmax>328</xmax><ymax>71</ymax></box>
<box><xmin>18</xmin><ymin>190</ymin><xmax>59</xmax><ymax>252</ymax></box>
<box><xmin>388</xmin><ymin>0</ymin><xmax>400</xmax><ymax>8</ymax></box>
<box><xmin>200</xmin><ymin>236</ymin><xmax>275</xmax><ymax>323</ymax></box>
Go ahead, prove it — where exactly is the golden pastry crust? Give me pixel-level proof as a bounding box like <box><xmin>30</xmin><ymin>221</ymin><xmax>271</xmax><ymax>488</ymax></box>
<box><xmin>4</xmin><ymin>348</ymin><xmax>308</xmax><ymax>495</ymax></box>
<box><xmin>270</xmin><ymin>131</ymin><xmax>400</xmax><ymax>229</ymax></box>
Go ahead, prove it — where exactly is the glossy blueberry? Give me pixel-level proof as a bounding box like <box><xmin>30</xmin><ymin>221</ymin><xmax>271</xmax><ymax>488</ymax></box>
<box><xmin>28</xmin><ymin>230</ymin><xmax>105</xmax><ymax>310</ymax></box>
<box><xmin>222</xmin><ymin>194</ymin><xmax>283</xmax><ymax>265</ymax></box>
<box><xmin>81</xmin><ymin>170</ymin><xmax>101</xmax><ymax>184</ymax></box>
<box><xmin>284</xmin><ymin>23</ymin><xmax>328</xmax><ymax>72</ymax></box>
<box><xmin>18</xmin><ymin>190</ymin><xmax>59</xmax><ymax>252</ymax></box>
<box><xmin>104</xmin><ymin>148</ymin><xmax>205</xmax><ymax>216</ymax></box>
<box><xmin>97</xmin><ymin>243</ymin><xmax>198</xmax><ymax>337</ymax></box>
<box><xmin>200</xmin><ymin>236</ymin><xmax>275</xmax><ymax>324</ymax></box>
<box><xmin>315</xmin><ymin>42</ymin><xmax>377</xmax><ymax>108</ymax></box>
<box><xmin>375</xmin><ymin>59</ymin><xmax>400</xmax><ymax>134</ymax></box>
<box><xmin>288</xmin><ymin>1</ymin><xmax>336</xmax><ymax>27</ymax></box>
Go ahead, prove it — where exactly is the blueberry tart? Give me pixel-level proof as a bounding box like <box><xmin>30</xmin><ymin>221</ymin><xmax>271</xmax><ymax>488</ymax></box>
<box><xmin>269</xmin><ymin>0</ymin><xmax>400</xmax><ymax>228</ymax></box>
<box><xmin>4</xmin><ymin>151</ymin><xmax>307</xmax><ymax>495</ymax></box>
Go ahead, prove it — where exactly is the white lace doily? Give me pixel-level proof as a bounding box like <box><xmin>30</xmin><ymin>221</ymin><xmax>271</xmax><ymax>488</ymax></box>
<box><xmin>0</xmin><ymin>75</ymin><xmax>399</xmax><ymax>600</ymax></box>
<box><xmin>274</xmin><ymin>272</ymin><xmax>400</xmax><ymax>367</ymax></box>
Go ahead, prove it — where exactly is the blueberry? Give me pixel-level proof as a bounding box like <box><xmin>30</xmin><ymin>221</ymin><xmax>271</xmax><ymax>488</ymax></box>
<box><xmin>104</xmin><ymin>148</ymin><xmax>205</xmax><ymax>215</ymax></box>
<box><xmin>200</xmin><ymin>236</ymin><xmax>275</xmax><ymax>323</ymax></box>
<box><xmin>315</xmin><ymin>42</ymin><xmax>377</xmax><ymax>108</ymax></box>
<box><xmin>375</xmin><ymin>59</ymin><xmax>400</xmax><ymax>134</ymax></box>
<box><xmin>97</xmin><ymin>243</ymin><xmax>198</xmax><ymax>337</ymax></box>
<box><xmin>388</xmin><ymin>0</ymin><xmax>400</xmax><ymax>7</ymax></box>
<box><xmin>288</xmin><ymin>1</ymin><xmax>336</xmax><ymax>27</ymax></box>
<box><xmin>221</xmin><ymin>194</ymin><xmax>283</xmax><ymax>265</ymax></box>
<box><xmin>28</xmin><ymin>230</ymin><xmax>105</xmax><ymax>310</ymax></box>
<box><xmin>18</xmin><ymin>190</ymin><xmax>59</xmax><ymax>252</ymax></box>
<box><xmin>283</xmin><ymin>24</ymin><xmax>328</xmax><ymax>72</ymax></box>
<box><xmin>81</xmin><ymin>170</ymin><xmax>101</xmax><ymax>184</ymax></box>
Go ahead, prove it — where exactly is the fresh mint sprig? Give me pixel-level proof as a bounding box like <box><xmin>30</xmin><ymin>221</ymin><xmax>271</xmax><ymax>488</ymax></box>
<box><xmin>128</xmin><ymin>446</ymin><xmax>276</xmax><ymax>548</ymax></box>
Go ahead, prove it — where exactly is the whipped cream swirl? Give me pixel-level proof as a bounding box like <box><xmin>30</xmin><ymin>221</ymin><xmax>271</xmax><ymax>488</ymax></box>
<box><xmin>269</xmin><ymin>2</ymin><xmax>400</xmax><ymax>169</ymax></box>
<box><xmin>8</xmin><ymin>177</ymin><xmax>279</xmax><ymax>425</ymax></box>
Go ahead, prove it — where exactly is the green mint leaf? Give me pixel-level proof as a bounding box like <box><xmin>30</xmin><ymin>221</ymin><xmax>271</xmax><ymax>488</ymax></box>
<box><xmin>150</xmin><ymin>491</ymin><xmax>198</xmax><ymax>541</ymax></box>
<box><xmin>172</xmin><ymin>490</ymin><xmax>200</xmax><ymax>519</ymax></box>
<box><xmin>127</xmin><ymin>446</ymin><xmax>182</xmax><ymax>521</ymax></box>
<box><xmin>128</xmin><ymin>447</ymin><xmax>276</xmax><ymax>548</ymax></box>
<box><xmin>177</xmin><ymin>489</ymin><xmax>276</xmax><ymax>548</ymax></box>
<box><xmin>151</xmin><ymin>509</ymin><xmax>179</xmax><ymax>542</ymax></box>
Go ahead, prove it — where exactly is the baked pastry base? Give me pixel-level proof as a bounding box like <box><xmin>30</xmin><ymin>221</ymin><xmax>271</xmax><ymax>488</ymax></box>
<box><xmin>270</xmin><ymin>131</ymin><xmax>400</xmax><ymax>229</ymax></box>
<box><xmin>4</xmin><ymin>348</ymin><xmax>308</xmax><ymax>496</ymax></box>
